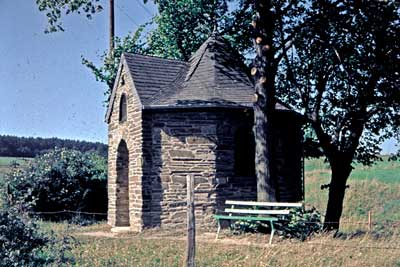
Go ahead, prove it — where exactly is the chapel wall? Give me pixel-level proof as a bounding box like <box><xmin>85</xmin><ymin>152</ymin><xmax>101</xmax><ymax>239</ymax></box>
<box><xmin>107</xmin><ymin>68</ymin><xmax>144</xmax><ymax>231</ymax></box>
<box><xmin>141</xmin><ymin>109</ymin><xmax>257</xmax><ymax>229</ymax></box>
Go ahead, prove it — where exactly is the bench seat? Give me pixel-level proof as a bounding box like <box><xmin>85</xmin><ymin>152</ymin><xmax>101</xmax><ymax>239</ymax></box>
<box><xmin>213</xmin><ymin>215</ymin><xmax>279</xmax><ymax>221</ymax></box>
<box><xmin>214</xmin><ymin>200</ymin><xmax>303</xmax><ymax>244</ymax></box>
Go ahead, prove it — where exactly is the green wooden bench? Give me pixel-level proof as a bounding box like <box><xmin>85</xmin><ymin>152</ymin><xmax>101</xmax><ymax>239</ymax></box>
<box><xmin>214</xmin><ymin>200</ymin><xmax>303</xmax><ymax>244</ymax></box>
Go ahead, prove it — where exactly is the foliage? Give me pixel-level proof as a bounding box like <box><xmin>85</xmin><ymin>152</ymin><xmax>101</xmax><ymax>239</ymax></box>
<box><xmin>36</xmin><ymin>0</ymin><xmax>102</xmax><ymax>33</ymax></box>
<box><xmin>230</xmin><ymin>220</ymin><xmax>259</xmax><ymax>234</ymax></box>
<box><xmin>0</xmin><ymin>134</ymin><xmax>108</xmax><ymax>158</ymax></box>
<box><xmin>145</xmin><ymin>0</ymin><xmax>252</xmax><ymax>61</ymax></box>
<box><xmin>4</xmin><ymin>148</ymin><xmax>107</xmax><ymax>220</ymax></box>
<box><xmin>276</xmin><ymin>0</ymin><xmax>399</xmax><ymax>229</ymax></box>
<box><xmin>275</xmin><ymin>207</ymin><xmax>322</xmax><ymax>240</ymax></box>
<box><xmin>230</xmin><ymin>207</ymin><xmax>322</xmax><ymax>241</ymax></box>
<box><xmin>0</xmin><ymin>207</ymin><xmax>74</xmax><ymax>266</ymax></box>
<box><xmin>279</xmin><ymin>0</ymin><xmax>399</xmax><ymax>165</ymax></box>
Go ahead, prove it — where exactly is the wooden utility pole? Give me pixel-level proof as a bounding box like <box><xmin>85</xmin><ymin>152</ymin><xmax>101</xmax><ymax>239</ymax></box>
<box><xmin>109</xmin><ymin>0</ymin><xmax>115</xmax><ymax>56</ymax></box>
<box><xmin>368</xmin><ymin>211</ymin><xmax>372</xmax><ymax>231</ymax></box>
<box><xmin>186</xmin><ymin>175</ymin><xmax>195</xmax><ymax>267</ymax></box>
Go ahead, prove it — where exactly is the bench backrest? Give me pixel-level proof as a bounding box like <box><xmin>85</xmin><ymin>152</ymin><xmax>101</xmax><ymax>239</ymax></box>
<box><xmin>225</xmin><ymin>200</ymin><xmax>303</xmax><ymax>208</ymax></box>
<box><xmin>224</xmin><ymin>200</ymin><xmax>303</xmax><ymax>216</ymax></box>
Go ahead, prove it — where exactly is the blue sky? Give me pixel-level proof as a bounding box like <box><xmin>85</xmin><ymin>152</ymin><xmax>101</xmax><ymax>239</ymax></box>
<box><xmin>0</xmin><ymin>0</ymin><xmax>397</xmax><ymax>153</ymax></box>
<box><xmin>0</xmin><ymin>0</ymin><xmax>156</xmax><ymax>143</ymax></box>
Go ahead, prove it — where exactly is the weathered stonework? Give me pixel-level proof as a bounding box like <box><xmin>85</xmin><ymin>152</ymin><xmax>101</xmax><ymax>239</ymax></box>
<box><xmin>107</xmin><ymin>65</ymin><xmax>144</xmax><ymax>231</ymax></box>
<box><xmin>107</xmin><ymin>86</ymin><xmax>303</xmax><ymax>231</ymax></box>
<box><xmin>141</xmin><ymin>110</ymin><xmax>257</xmax><ymax>228</ymax></box>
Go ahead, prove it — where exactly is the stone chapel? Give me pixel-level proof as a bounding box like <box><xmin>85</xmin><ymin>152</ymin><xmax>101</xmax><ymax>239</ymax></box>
<box><xmin>105</xmin><ymin>34</ymin><xmax>304</xmax><ymax>231</ymax></box>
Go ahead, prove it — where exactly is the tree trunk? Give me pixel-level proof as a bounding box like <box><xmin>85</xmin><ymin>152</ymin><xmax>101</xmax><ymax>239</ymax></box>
<box><xmin>253</xmin><ymin>0</ymin><xmax>276</xmax><ymax>202</ymax></box>
<box><xmin>254</xmin><ymin>103</ymin><xmax>275</xmax><ymax>201</ymax></box>
<box><xmin>323</xmin><ymin>161</ymin><xmax>352</xmax><ymax>231</ymax></box>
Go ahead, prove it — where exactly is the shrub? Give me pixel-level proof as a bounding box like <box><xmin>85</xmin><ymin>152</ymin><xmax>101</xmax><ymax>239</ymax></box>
<box><xmin>4</xmin><ymin>148</ymin><xmax>107</xmax><ymax>220</ymax></box>
<box><xmin>275</xmin><ymin>207</ymin><xmax>322</xmax><ymax>240</ymax></box>
<box><xmin>230</xmin><ymin>207</ymin><xmax>322</xmax><ymax>240</ymax></box>
<box><xmin>0</xmin><ymin>208</ymin><xmax>74</xmax><ymax>266</ymax></box>
<box><xmin>230</xmin><ymin>220</ymin><xmax>260</xmax><ymax>234</ymax></box>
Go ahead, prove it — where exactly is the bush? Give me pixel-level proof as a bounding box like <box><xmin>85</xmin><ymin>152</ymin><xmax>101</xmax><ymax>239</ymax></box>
<box><xmin>275</xmin><ymin>207</ymin><xmax>322</xmax><ymax>240</ymax></box>
<box><xmin>229</xmin><ymin>207</ymin><xmax>322</xmax><ymax>241</ymax></box>
<box><xmin>0</xmin><ymin>208</ymin><xmax>74</xmax><ymax>266</ymax></box>
<box><xmin>230</xmin><ymin>220</ymin><xmax>260</xmax><ymax>234</ymax></box>
<box><xmin>4</xmin><ymin>148</ymin><xmax>107</xmax><ymax>220</ymax></box>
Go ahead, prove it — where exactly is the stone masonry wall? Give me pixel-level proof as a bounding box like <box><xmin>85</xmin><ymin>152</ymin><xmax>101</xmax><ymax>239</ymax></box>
<box><xmin>141</xmin><ymin>109</ymin><xmax>257</xmax><ymax>229</ymax></box>
<box><xmin>107</xmin><ymin>64</ymin><xmax>144</xmax><ymax>231</ymax></box>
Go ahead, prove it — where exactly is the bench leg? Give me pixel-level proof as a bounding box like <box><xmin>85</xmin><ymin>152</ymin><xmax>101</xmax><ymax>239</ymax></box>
<box><xmin>269</xmin><ymin>221</ymin><xmax>275</xmax><ymax>245</ymax></box>
<box><xmin>216</xmin><ymin>220</ymin><xmax>221</xmax><ymax>240</ymax></box>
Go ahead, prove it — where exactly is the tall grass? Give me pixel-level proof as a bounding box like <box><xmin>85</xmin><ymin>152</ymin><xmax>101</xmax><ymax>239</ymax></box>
<box><xmin>67</xmin><ymin>230</ymin><xmax>399</xmax><ymax>267</ymax></box>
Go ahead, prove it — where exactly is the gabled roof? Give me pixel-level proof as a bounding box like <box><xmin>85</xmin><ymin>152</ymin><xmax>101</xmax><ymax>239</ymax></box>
<box><xmin>105</xmin><ymin>34</ymin><xmax>258</xmax><ymax>122</ymax></box>
<box><xmin>124</xmin><ymin>53</ymin><xmax>188</xmax><ymax>106</ymax></box>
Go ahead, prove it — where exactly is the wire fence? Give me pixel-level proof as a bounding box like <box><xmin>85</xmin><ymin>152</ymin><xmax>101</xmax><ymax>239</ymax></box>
<box><xmin>24</xmin><ymin>210</ymin><xmax>400</xmax><ymax>223</ymax></box>
<box><xmin>27</xmin><ymin>210</ymin><xmax>107</xmax><ymax>216</ymax></box>
<box><xmin>20</xmin><ymin>210</ymin><xmax>400</xmax><ymax>251</ymax></box>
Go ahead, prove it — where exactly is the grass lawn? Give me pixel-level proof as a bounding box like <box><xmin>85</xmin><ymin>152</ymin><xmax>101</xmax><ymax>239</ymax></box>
<box><xmin>41</xmin><ymin>222</ymin><xmax>399</xmax><ymax>267</ymax></box>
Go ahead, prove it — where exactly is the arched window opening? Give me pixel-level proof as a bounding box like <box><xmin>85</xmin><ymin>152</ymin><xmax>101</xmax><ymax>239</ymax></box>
<box><xmin>234</xmin><ymin>128</ymin><xmax>255</xmax><ymax>176</ymax></box>
<box><xmin>119</xmin><ymin>94</ymin><xmax>127</xmax><ymax>122</ymax></box>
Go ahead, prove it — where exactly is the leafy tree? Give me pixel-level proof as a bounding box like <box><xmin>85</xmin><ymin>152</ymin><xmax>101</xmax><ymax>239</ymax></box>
<box><xmin>36</xmin><ymin>0</ymin><xmax>103</xmax><ymax>33</ymax></box>
<box><xmin>145</xmin><ymin>0</ymin><xmax>253</xmax><ymax>61</ymax></box>
<box><xmin>278</xmin><ymin>0</ymin><xmax>399</xmax><ymax>230</ymax></box>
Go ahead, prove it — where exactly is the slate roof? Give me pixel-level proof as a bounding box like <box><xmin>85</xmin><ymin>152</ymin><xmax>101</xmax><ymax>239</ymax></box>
<box><xmin>123</xmin><ymin>53</ymin><xmax>188</xmax><ymax>106</ymax></box>
<box><xmin>105</xmin><ymin>34</ymin><xmax>294</xmax><ymax>122</ymax></box>
<box><xmin>148</xmin><ymin>35</ymin><xmax>255</xmax><ymax>107</ymax></box>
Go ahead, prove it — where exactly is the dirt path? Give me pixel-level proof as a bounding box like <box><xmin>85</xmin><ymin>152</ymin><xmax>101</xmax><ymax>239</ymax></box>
<box><xmin>76</xmin><ymin>229</ymin><xmax>289</xmax><ymax>248</ymax></box>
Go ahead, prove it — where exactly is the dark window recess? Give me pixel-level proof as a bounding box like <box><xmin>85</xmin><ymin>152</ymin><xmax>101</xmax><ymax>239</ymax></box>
<box><xmin>119</xmin><ymin>94</ymin><xmax>127</xmax><ymax>122</ymax></box>
<box><xmin>234</xmin><ymin>128</ymin><xmax>255</xmax><ymax>176</ymax></box>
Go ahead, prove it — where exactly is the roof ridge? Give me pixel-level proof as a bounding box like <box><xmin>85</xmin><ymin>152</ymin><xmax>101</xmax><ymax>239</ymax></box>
<box><xmin>211</xmin><ymin>38</ymin><xmax>217</xmax><ymax>99</ymax></box>
<box><xmin>147</xmin><ymin>63</ymin><xmax>189</xmax><ymax>105</ymax></box>
<box><xmin>123</xmin><ymin>52</ymin><xmax>186</xmax><ymax>63</ymax></box>
<box><xmin>184</xmin><ymin>41</ymin><xmax>210</xmax><ymax>82</ymax></box>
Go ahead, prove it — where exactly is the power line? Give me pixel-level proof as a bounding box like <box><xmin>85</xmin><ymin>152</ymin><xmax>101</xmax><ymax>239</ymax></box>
<box><xmin>115</xmin><ymin>2</ymin><xmax>140</xmax><ymax>27</ymax></box>
<box><xmin>134</xmin><ymin>0</ymin><xmax>154</xmax><ymax>17</ymax></box>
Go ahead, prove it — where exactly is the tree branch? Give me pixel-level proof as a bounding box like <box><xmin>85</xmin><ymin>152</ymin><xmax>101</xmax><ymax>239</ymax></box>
<box><xmin>312</xmin><ymin>66</ymin><xmax>332</xmax><ymax>122</ymax></box>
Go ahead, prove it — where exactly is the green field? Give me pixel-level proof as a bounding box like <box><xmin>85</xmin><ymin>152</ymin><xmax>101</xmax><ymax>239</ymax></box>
<box><xmin>1</xmin><ymin>156</ymin><xmax>399</xmax><ymax>266</ymax></box>
<box><xmin>305</xmin><ymin>158</ymin><xmax>400</xmax><ymax>224</ymax></box>
<box><xmin>0</xmin><ymin>156</ymin><xmax>31</xmax><ymax>183</ymax></box>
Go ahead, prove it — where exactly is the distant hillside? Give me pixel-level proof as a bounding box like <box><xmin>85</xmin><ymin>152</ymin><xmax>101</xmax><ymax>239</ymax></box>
<box><xmin>0</xmin><ymin>135</ymin><xmax>107</xmax><ymax>158</ymax></box>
